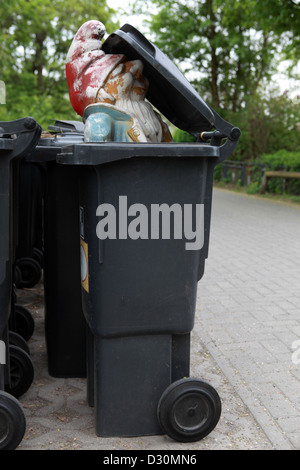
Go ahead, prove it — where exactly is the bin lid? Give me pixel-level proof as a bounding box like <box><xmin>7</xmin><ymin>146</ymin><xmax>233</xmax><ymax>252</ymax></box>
<box><xmin>47</xmin><ymin>120</ymin><xmax>84</xmax><ymax>134</ymax></box>
<box><xmin>102</xmin><ymin>24</ymin><xmax>236</xmax><ymax>138</ymax></box>
<box><xmin>25</xmin><ymin>120</ymin><xmax>84</xmax><ymax>162</ymax></box>
<box><xmin>0</xmin><ymin>117</ymin><xmax>41</xmax><ymax>157</ymax></box>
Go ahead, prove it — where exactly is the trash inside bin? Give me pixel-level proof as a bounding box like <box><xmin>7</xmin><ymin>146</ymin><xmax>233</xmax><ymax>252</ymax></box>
<box><xmin>59</xmin><ymin>23</ymin><xmax>240</xmax><ymax>441</ymax></box>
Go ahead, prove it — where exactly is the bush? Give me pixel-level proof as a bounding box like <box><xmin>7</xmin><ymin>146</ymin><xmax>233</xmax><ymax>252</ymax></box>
<box><xmin>173</xmin><ymin>128</ymin><xmax>196</xmax><ymax>142</ymax></box>
<box><xmin>246</xmin><ymin>181</ymin><xmax>260</xmax><ymax>194</ymax></box>
<box><xmin>220</xmin><ymin>92</ymin><xmax>300</xmax><ymax>161</ymax></box>
<box><xmin>259</xmin><ymin>149</ymin><xmax>300</xmax><ymax>171</ymax></box>
<box><xmin>214</xmin><ymin>150</ymin><xmax>300</xmax><ymax>196</ymax></box>
<box><xmin>259</xmin><ymin>150</ymin><xmax>300</xmax><ymax>195</ymax></box>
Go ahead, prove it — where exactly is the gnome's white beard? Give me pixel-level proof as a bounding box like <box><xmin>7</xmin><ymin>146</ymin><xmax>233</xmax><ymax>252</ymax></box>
<box><xmin>115</xmin><ymin>97</ymin><xmax>163</xmax><ymax>143</ymax></box>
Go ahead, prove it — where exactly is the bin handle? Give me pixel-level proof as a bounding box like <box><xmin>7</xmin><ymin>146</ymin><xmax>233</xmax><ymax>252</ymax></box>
<box><xmin>200</xmin><ymin>102</ymin><xmax>241</xmax><ymax>162</ymax></box>
<box><xmin>198</xmin><ymin>128</ymin><xmax>241</xmax><ymax>163</ymax></box>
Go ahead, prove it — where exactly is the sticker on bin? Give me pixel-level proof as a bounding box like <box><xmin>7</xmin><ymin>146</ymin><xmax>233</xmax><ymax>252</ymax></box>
<box><xmin>0</xmin><ymin>340</ymin><xmax>5</xmax><ymax>364</ymax></box>
<box><xmin>80</xmin><ymin>238</ymin><xmax>89</xmax><ymax>293</ymax></box>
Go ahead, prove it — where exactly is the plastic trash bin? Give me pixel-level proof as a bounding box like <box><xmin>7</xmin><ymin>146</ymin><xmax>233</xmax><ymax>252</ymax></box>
<box><xmin>58</xmin><ymin>24</ymin><xmax>241</xmax><ymax>442</ymax></box>
<box><xmin>14</xmin><ymin>159</ymin><xmax>44</xmax><ymax>289</ymax></box>
<box><xmin>8</xmin><ymin>159</ymin><xmax>44</xmax><ymax>344</ymax></box>
<box><xmin>25</xmin><ymin>121</ymin><xmax>87</xmax><ymax>378</ymax></box>
<box><xmin>59</xmin><ymin>142</ymin><xmax>232</xmax><ymax>441</ymax></box>
<box><xmin>0</xmin><ymin>117</ymin><xmax>41</xmax><ymax>450</ymax></box>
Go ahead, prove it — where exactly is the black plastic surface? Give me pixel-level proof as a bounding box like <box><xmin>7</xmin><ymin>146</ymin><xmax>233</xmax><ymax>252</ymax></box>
<box><xmin>25</xmin><ymin>122</ymin><xmax>86</xmax><ymax>378</ymax></box>
<box><xmin>58</xmin><ymin>141</ymin><xmax>219</xmax><ymax>166</ymax></box>
<box><xmin>102</xmin><ymin>24</ymin><xmax>239</xmax><ymax>140</ymax></box>
<box><xmin>79</xmin><ymin>155</ymin><xmax>214</xmax><ymax>338</ymax></box>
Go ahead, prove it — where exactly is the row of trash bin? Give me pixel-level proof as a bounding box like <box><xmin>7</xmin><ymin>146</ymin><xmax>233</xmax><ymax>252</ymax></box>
<box><xmin>0</xmin><ymin>24</ymin><xmax>240</xmax><ymax>449</ymax></box>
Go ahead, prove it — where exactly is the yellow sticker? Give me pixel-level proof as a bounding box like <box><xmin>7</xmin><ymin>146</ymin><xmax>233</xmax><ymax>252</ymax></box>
<box><xmin>80</xmin><ymin>238</ymin><xmax>89</xmax><ymax>293</ymax></box>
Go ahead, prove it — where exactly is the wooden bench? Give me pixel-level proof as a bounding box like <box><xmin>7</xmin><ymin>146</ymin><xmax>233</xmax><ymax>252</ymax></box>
<box><xmin>260</xmin><ymin>170</ymin><xmax>300</xmax><ymax>194</ymax></box>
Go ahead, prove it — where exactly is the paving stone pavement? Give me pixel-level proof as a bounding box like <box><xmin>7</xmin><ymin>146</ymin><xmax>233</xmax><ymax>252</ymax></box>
<box><xmin>194</xmin><ymin>188</ymin><xmax>300</xmax><ymax>451</ymax></box>
<box><xmin>15</xmin><ymin>188</ymin><xmax>299</xmax><ymax>451</ymax></box>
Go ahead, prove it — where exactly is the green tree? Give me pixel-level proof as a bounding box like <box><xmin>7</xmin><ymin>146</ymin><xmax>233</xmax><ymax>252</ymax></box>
<box><xmin>0</xmin><ymin>0</ymin><xmax>119</xmax><ymax>128</ymax></box>
<box><xmin>133</xmin><ymin>0</ymin><xmax>299</xmax><ymax>112</ymax></box>
<box><xmin>255</xmin><ymin>0</ymin><xmax>300</xmax><ymax>62</ymax></box>
<box><xmin>132</xmin><ymin>0</ymin><xmax>300</xmax><ymax>159</ymax></box>
<box><xmin>221</xmin><ymin>90</ymin><xmax>300</xmax><ymax>160</ymax></box>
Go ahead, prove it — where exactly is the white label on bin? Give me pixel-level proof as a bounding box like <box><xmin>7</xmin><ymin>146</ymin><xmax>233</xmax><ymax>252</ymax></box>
<box><xmin>0</xmin><ymin>340</ymin><xmax>5</xmax><ymax>364</ymax></box>
<box><xmin>80</xmin><ymin>238</ymin><xmax>89</xmax><ymax>293</ymax></box>
<box><xmin>95</xmin><ymin>196</ymin><xmax>204</xmax><ymax>251</ymax></box>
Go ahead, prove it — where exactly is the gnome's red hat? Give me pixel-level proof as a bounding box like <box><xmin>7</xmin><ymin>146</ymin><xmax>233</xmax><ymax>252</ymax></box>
<box><xmin>66</xmin><ymin>20</ymin><xmax>125</xmax><ymax>117</ymax></box>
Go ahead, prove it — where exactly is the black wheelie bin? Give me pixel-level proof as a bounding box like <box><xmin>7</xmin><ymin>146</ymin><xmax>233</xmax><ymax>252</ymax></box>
<box><xmin>58</xmin><ymin>25</ymin><xmax>241</xmax><ymax>442</ymax></box>
<box><xmin>0</xmin><ymin>117</ymin><xmax>41</xmax><ymax>450</ymax></box>
<box><xmin>25</xmin><ymin>121</ymin><xmax>87</xmax><ymax>378</ymax></box>
<box><xmin>14</xmin><ymin>159</ymin><xmax>44</xmax><ymax>289</ymax></box>
<box><xmin>10</xmin><ymin>155</ymin><xmax>44</xmax><ymax>343</ymax></box>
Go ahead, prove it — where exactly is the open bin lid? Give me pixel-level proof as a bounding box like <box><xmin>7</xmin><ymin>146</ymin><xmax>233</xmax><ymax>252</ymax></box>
<box><xmin>102</xmin><ymin>24</ymin><xmax>240</xmax><ymax>142</ymax></box>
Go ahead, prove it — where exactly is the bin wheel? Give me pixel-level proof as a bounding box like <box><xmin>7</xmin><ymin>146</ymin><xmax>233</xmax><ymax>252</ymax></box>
<box><xmin>14</xmin><ymin>265</ymin><xmax>22</xmax><ymax>289</ymax></box>
<box><xmin>16</xmin><ymin>257</ymin><xmax>41</xmax><ymax>289</ymax></box>
<box><xmin>5</xmin><ymin>345</ymin><xmax>34</xmax><ymax>398</ymax></box>
<box><xmin>13</xmin><ymin>286</ymin><xmax>17</xmax><ymax>304</ymax></box>
<box><xmin>9</xmin><ymin>331</ymin><xmax>30</xmax><ymax>355</ymax></box>
<box><xmin>0</xmin><ymin>390</ymin><xmax>26</xmax><ymax>450</ymax></box>
<box><xmin>33</xmin><ymin>248</ymin><xmax>44</xmax><ymax>269</ymax></box>
<box><xmin>157</xmin><ymin>378</ymin><xmax>221</xmax><ymax>442</ymax></box>
<box><xmin>13</xmin><ymin>304</ymin><xmax>35</xmax><ymax>341</ymax></box>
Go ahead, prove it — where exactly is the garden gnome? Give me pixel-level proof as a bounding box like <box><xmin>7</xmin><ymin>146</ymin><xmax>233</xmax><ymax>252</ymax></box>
<box><xmin>66</xmin><ymin>20</ymin><xmax>172</xmax><ymax>143</ymax></box>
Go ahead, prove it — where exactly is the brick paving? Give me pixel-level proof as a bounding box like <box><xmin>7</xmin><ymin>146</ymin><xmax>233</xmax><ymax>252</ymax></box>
<box><xmin>15</xmin><ymin>188</ymin><xmax>299</xmax><ymax>450</ymax></box>
<box><xmin>194</xmin><ymin>188</ymin><xmax>300</xmax><ymax>450</ymax></box>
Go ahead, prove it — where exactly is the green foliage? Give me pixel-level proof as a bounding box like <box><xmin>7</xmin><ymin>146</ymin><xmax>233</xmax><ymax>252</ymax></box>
<box><xmin>132</xmin><ymin>0</ymin><xmax>299</xmax><ymax>112</ymax></box>
<box><xmin>0</xmin><ymin>0</ymin><xmax>119</xmax><ymax>129</ymax></box>
<box><xmin>132</xmin><ymin>0</ymin><xmax>300</xmax><ymax>162</ymax></box>
<box><xmin>254</xmin><ymin>0</ymin><xmax>300</xmax><ymax>61</ymax></box>
<box><xmin>260</xmin><ymin>149</ymin><xmax>300</xmax><ymax>171</ymax></box>
<box><xmin>246</xmin><ymin>181</ymin><xmax>261</xmax><ymax>195</ymax></box>
<box><xmin>173</xmin><ymin>88</ymin><xmax>300</xmax><ymax>162</ymax></box>
<box><xmin>1</xmin><ymin>0</ymin><xmax>299</xmax><ymax>158</ymax></box>
<box><xmin>214</xmin><ymin>148</ymin><xmax>300</xmax><ymax>196</ymax></box>
<box><xmin>259</xmin><ymin>149</ymin><xmax>300</xmax><ymax>196</ymax></box>
<box><xmin>220</xmin><ymin>90</ymin><xmax>300</xmax><ymax>160</ymax></box>
<box><xmin>172</xmin><ymin>129</ymin><xmax>196</xmax><ymax>142</ymax></box>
